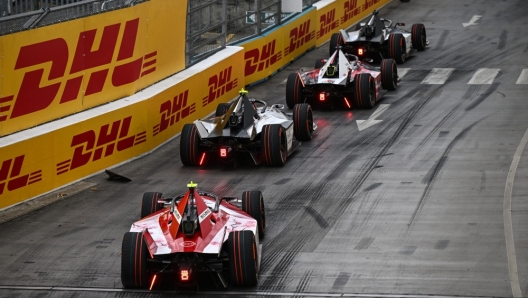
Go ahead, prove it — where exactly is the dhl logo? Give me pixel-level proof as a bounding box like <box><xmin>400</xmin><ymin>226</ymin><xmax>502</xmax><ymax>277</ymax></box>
<box><xmin>0</xmin><ymin>155</ymin><xmax>42</xmax><ymax>195</ymax></box>
<box><xmin>202</xmin><ymin>67</ymin><xmax>238</xmax><ymax>107</ymax></box>
<box><xmin>284</xmin><ymin>20</ymin><xmax>315</xmax><ymax>56</ymax></box>
<box><xmin>244</xmin><ymin>40</ymin><xmax>282</xmax><ymax>76</ymax></box>
<box><xmin>56</xmin><ymin>116</ymin><xmax>146</xmax><ymax>175</ymax></box>
<box><xmin>153</xmin><ymin>90</ymin><xmax>196</xmax><ymax>136</ymax></box>
<box><xmin>317</xmin><ymin>9</ymin><xmax>339</xmax><ymax>39</ymax></box>
<box><xmin>0</xmin><ymin>18</ymin><xmax>157</xmax><ymax>123</ymax></box>
<box><xmin>363</xmin><ymin>0</ymin><xmax>381</xmax><ymax>10</ymax></box>
<box><xmin>342</xmin><ymin>0</ymin><xmax>361</xmax><ymax>24</ymax></box>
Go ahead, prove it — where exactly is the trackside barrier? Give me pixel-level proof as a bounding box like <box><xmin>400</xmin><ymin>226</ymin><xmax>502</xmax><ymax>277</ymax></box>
<box><xmin>239</xmin><ymin>0</ymin><xmax>391</xmax><ymax>86</ymax></box>
<box><xmin>0</xmin><ymin>47</ymin><xmax>244</xmax><ymax>210</ymax></box>
<box><xmin>0</xmin><ymin>0</ymin><xmax>187</xmax><ymax>137</ymax></box>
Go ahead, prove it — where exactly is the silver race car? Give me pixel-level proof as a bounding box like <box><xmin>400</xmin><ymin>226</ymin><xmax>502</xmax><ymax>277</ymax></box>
<box><xmin>329</xmin><ymin>10</ymin><xmax>428</xmax><ymax>64</ymax></box>
<box><xmin>180</xmin><ymin>89</ymin><xmax>316</xmax><ymax>167</ymax></box>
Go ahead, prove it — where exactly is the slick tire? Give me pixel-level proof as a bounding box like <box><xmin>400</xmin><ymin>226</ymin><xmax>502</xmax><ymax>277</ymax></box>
<box><xmin>121</xmin><ymin>232</ymin><xmax>148</xmax><ymax>289</ymax></box>
<box><xmin>180</xmin><ymin>124</ymin><xmax>203</xmax><ymax>166</ymax></box>
<box><xmin>262</xmin><ymin>124</ymin><xmax>287</xmax><ymax>167</ymax></box>
<box><xmin>411</xmin><ymin>23</ymin><xmax>426</xmax><ymax>51</ymax></box>
<box><xmin>314</xmin><ymin>58</ymin><xmax>325</xmax><ymax>69</ymax></box>
<box><xmin>388</xmin><ymin>33</ymin><xmax>406</xmax><ymax>64</ymax></box>
<box><xmin>354</xmin><ymin>73</ymin><xmax>375</xmax><ymax>109</ymax></box>
<box><xmin>242</xmin><ymin>191</ymin><xmax>266</xmax><ymax>239</ymax></box>
<box><xmin>285</xmin><ymin>73</ymin><xmax>303</xmax><ymax>109</ymax></box>
<box><xmin>380</xmin><ymin>59</ymin><xmax>397</xmax><ymax>91</ymax></box>
<box><xmin>141</xmin><ymin>192</ymin><xmax>163</xmax><ymax>219</ymax></box>
<box><xmin>329</xmin><ymin>33</ymin><xmax>342</xmax><ymax>56</ymax></box>
<box><xmin>215</xmin><ymin>103</ymin><xmax>231</xmax><ymax>117</ymax></box>
<box><xmin>228</xmin><ymin>230</ymin><xmax>259</xmax><ymax>287</ymax></box>
<box><xmin>293</xmin><ymin>103</ymin><xmax>314</xmax><ymax>141</ymax></box>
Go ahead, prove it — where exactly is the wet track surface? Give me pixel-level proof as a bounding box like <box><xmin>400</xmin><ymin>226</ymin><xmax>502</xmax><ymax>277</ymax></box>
<box><xmin>2</xmin><ymin>0</ymin><xmax>528</xmax><ymax>297</ymax></box>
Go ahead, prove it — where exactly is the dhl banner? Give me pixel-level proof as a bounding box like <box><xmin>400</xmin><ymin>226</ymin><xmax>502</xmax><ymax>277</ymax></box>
<box><xmin>0</xmin><ymin>47</ymin><xmax>244</xmax><ymax>210</ymax></box>
<box><xmin>315</xmin><ymin>0</ymin><xmax>392</xmax><ymax>47</ymax></box>
<box><xmin>0</xmin><ymin>0</ymin><xmax>187</xmax><ymax>137</ymax></box>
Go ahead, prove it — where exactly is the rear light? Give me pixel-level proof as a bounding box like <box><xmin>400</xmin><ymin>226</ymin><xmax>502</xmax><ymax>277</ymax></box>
<box><xmin>199</xmin><ymin>152</ymin><xmax>206</xmax><ymax>165</ymax></box>
<box><xmin>149</xmin><ymin>274</ymin><xmax>157</xmax><ymax>290</ymax></box>
<box><xmin>181</xmin><ymin>269</ymin><xmax>190</xmax><ymax>281</ymax></box>
<box><xmin>220</xmin><ymin>146</ymin><xmax>232</xmax><ymax>158</ymax></box>
<box><xmin>319</xmin><ymin>93</ymin><xmax>326</xmax><ymax>102</ymax></box>
<box><xmin>358</xmin><ymin>48</ymin><xmax>364</xmax><ymax>55</ymax></box>
<box><xmin>344</xmin><ymin>97</ymin><xmax>351</xmax><ymax>108</ymax></box>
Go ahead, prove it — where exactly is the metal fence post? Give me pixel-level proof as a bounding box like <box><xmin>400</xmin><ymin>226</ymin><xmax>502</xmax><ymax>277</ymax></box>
<box><xmin>255</xmin><ymin>0</ymin><xmax>261</xmax><ymax>35</ymax></box>
<box><xmin>276</xmin><ymin>0</ymin><xmax>281</xmax><ymax>26</ymax></box>
<box><xmin>221</xmin><ymin>0</ymin><xmax>226</xmax><ymax>48</ymax></box>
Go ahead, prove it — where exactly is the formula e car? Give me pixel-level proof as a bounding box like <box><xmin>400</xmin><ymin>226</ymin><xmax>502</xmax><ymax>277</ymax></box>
<box><xmin>180</xmin><ymin>89</ymin><xmax>316</xmax><ymax>167</ymax></box>
<box><xmin>329</xmin><ymin>10</ymin><xmax>427</xmax><ymax>64</ymax></box>
<box><xmin>285</xmin><ymin>48</ymin><xmax>398</xmax><ymax>110</ymax></box>
<box><xmin>121</xmin><ymin>182</ymin><xmax>265</xmax><ymax>290</ymax></box>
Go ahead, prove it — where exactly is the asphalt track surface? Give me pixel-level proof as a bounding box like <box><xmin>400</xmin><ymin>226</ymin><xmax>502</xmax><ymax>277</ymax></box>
<box><xmin>1</xmin><ymin>0</ymin><xmax>528</xmax><ymax>297</ymax></box>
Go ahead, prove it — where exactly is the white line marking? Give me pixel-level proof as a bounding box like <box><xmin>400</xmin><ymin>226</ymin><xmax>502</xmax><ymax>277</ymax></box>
<box><xmin>356</xmin><ymin>104</ymin><xmax>390</xmax><ymax>131</ymax></box>
<box><xmin>398</xmin><ymin>68</ymin><xmax>410</xmax><ymax>79</ymax></box>
<box><xmin>503</xmin><ymin>128</ymin><xmax>528</xmax><ymax>297</ymax></box>
<box><xmin>463</xmin><ymin>15</ymin><xmax>482</xmax><ymax>27</ymax></box>
<box><xmin>468</xmin><ymin>68</ymin><xmax>500</xmax><ymax>84</ymax></box>
<box><xmin>515</xmin><ymin>69</ymin><xmax>528</xmax><ymax>84</ymax></box>
<box><xmin>421</xmin><ymin>68</ymin><xmax>454</xmax><ymax>84</ymax></box>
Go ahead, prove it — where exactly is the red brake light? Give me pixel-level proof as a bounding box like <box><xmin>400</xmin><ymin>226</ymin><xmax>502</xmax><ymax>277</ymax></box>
<box><xmin>220</xmin><ymin>148</ymin><xmax>227</xmax><ymax>157</ymax></box>
<box><xmin>199</xmin><ymin>152</ymin><xmax>206</xmax><ymax>165</ymax></box>
<box><xmin>181</xmin><ymin>269</ymin><xmax>189</xmax><ymax>281</ymax></box>
<box><xmin>344</xmin><ymin>97</ymin><xmax>351</xmax><ymax>108</ymax></box>
<box><xmin>358</xmin><ymin>48</ymin><xmax>364</xmax><ymax>55</ymax></box>
<box><xmin>319</xmin><ymin>93</ymin><xmax>326</xmax><ymax>102</ymax></box>
<box><xmin>149</xmin><ymin>274</ymin><xmax>157</xmax><ymax>290</ymax></box>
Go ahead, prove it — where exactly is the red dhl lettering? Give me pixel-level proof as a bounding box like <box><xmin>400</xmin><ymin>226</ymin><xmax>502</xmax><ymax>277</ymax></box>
<box><xmin>317</xmin><ymin>9</ymin><xmax>339</xmax><ymax>39</ymax></box>
<box><xmin>244</xmin><ymin>40</ymin><xmax>282</xmax><ymax>76</ymax></box>
<box><xmin>363</xmin><ymin>0</ymin><xmax>381</xmax><ymax>10</ymax></box>
<box><xmin>341</xmin><ymin>0</ymin><xmax>361</xmax><ymax>24</ymax></box>
<box><xmin>153</xmin><ymin>90</ymin><xmax>196</xmax><ymax>136</ymax></box>
<box><xmin>56</xmin><ymin>116</ymin><xmax>146</xmax><ymax>175</ymax></box>
<box><xmin>0</xmin><ymin>155</ymin><xmax>42</xmax><ymax>195</ymax></box>
<box><xmin>0</xmin><ymin>18</ymin><xmax>157</xmax><ymax>123</ymax></box>
<box><xmin>202</xmin><ymin>67</ymin><xmax>238</xmax><ymax>107</ymax></box>
<box><xmin>285</xmin><ymin>20</ymin><xmax>315</xmax><ymax>56</ymax></box>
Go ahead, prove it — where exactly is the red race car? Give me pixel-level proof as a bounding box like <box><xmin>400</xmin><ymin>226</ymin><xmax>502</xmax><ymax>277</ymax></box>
<box><xmin>286</xmin><ymin>48</ymin><xmax>398</xmax><ymax>110</ymax></box>
<box><xmin>121</xmin><ymin>181</ymin><xmax>265</xmax><ymax>291</ymax></box>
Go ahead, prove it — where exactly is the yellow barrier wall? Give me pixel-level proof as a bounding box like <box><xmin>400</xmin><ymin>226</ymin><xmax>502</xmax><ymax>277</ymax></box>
<box><xmin>0</xmin><ymin>47</ymin><xmax>244</xmax><ymax>210</ymax></box>
<box><xmin>0</xmin><ymin>0</ymin><xmax>187</xmax><ymax>137</ymax></box>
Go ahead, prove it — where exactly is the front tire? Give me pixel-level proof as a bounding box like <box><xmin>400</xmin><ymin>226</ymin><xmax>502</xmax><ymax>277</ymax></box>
<box><xmin>285</xmin><ymin>73</ymin><xmax>303</xmax><ymax>109</ymax></box>
<box><xmin>354</xmin><ymin>73</ymin><xmax>375</xmax><ymax>109</ymax></box>
<box><xmin>141</xmin><ymin>192</ymin><xmax>163</xmax><ymax>218</ymax></box>
<box><xmin>329</xmin><ymin>33</ymin><xmax>343</xmax><ymax>56</ymax></box>
<box><xmin>293</xmin><ymin>103</ymin><xmax>314</xmax><ymax>141</ymax></box>
<box><xmin>381</xmin><ymin>59</ymin><xmax>397</xmax><ymax>91</ymax></box>
<box><xmin>388</xmin><ymin>33</ymin><xmax>406</xmax><ymax>64</ymax></box>
<box><xmin>262</xmin><ymin>124</ymin><xmax>287</xmax><ymax>167</ymax></box>
<box><xmin>411</xmin><ymin>23</ymin><xmax>426</xmax><ymax>51</ymax></box>
<box><xmin>228</xmin><ymin>230</ymin><xmax>259</xmax><ymax>287</ymax></box>
<box><xmin>121</xmin><ymin>232</ymin><xmax>148</xmax><ymax>289</ymax></box>
<box><xmin>180</xmin><ymin>124</ymin><xmax>203</xmax><ymax>166</ymax></box>
<box><xmin>242</xmin><ymin>191</ymin><xmax>266</xmax><ymax>239</ymax></box>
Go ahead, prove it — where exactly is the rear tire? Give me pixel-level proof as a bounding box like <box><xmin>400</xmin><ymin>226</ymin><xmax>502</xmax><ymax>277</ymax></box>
<box><xmin>180</xmin><ymin>124</ymin><xmax>203</xmax><ymax>166</ymax></box>
<box><xmin>262</xmin><ymin>124</ymin><xmax>287</xmax><ymax>167</ymax></box>
<box><xmin>285</xmin><ymin>73</ymin><xmax>303</xmax><ymax>109</ymax></box>
<box><xmin>381</xmin><ymin>59</ymin><xmax>397</xmax><ymax>91</ymax></box>
<box><xmin>121</xmin><ymin>232</ymin><xmax>148</xmax><ymax>289</ymax></box>
<box><xmin>242</xmin><ymin>191</ymin><xmax>266</xmax><ymax>239</ymax></box>
<box><xmin>216</xmin><ymin>103</ymin><xmax>231</xmax><ymax>116</ymax></box>
<box><xmin>411</xmin><ymin>23</ymin><xmax>426</xmax><ymax>51</ymax></box>
<box><xmin>293</xmin><ymin>103</ymin><xmax>314</xmax><ymax>141</ymax></box>
<box><xmin>329</xmin><ymin>33</ymin><xmax>343</xmax><ymax>56</ymax></box>
<box><xmin>141</xmin><ymin>192</ymin><xmax>163</xmax><ymax>218</ymax></box>
<box><xmin>388</xmin><ymin>33</ymin><xmax>406</xmax><ymax>64</ymax></box>
<box><xmin>228</xmin><ymin>230</ymin><xmax>258</xmax><ymax>287</ymax></box>
<box><xmin>354</xmin><ymin>73</ymin><xmax>375</xmax><ymax>109</ymax></box>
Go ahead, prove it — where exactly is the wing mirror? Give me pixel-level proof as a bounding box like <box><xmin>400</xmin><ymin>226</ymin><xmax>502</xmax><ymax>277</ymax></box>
<box><xmin>396</xmin><ymin>22</ymin><xmax>405</xmax><ymax>27</ymax></box>
<box><xmin>271</xmin><ymin>104</ymin><xmax>285</xmax><ymax>109</ymax></box>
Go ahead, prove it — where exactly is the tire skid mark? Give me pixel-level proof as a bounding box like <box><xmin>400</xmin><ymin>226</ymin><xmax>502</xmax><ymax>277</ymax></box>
<box><xmin>434</xmin><ymin>30</ymin><xmax>450</xmax><ymax>51</ymax></box>
<box><xmin>295</xmin><ymin>269</ymin><xmax>314</xmax><ymax>293</ymax></box>
<box><xmin>408</xmin><ymin>119</ymin><xmax>484</xmax><ymax>226</ymax></box>
<box><xmin>303</xmin><ymin>206</ymin><xmax>329</xmax><ymax>229</ymax></box>
<box><xmin>465</xmin><ymin>83</ymin><xmax>499</xmax><ymax>112</ymax></box>
<box><xmin>498</xmin><ymin>30</ymin><xmax>508</xmax><ymax>50</ymax></box>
